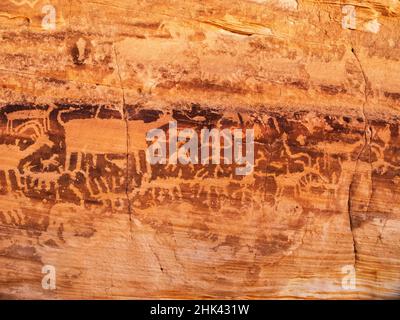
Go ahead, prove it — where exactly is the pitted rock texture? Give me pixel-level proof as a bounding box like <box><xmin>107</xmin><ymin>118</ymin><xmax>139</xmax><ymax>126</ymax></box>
<box><xmin>0</xmin><ymin>0</ymin><xmax>399</xmax><ymax>299</ymax></box>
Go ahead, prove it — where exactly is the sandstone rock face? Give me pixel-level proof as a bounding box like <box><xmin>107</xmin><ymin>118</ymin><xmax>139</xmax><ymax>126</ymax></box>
<box><xmin>0</xmin><ymin>0</ymin><xmax>399</xmax><ymax>299</ymax></box>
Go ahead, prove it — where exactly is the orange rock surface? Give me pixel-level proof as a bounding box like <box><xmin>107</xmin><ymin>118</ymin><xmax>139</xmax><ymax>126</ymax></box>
<box><xmin>0</xmin><ymin>0</ymin><xmax>399</xmax><ymax>299</ymax></box>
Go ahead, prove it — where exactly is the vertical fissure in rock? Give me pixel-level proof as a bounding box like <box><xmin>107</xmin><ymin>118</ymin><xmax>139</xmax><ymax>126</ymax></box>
<box><xmin>347</xmin><ymin>178</ymin><xmax>359</xmax><ymax>268</ymax></box>
<box><xmin>347</xmin><ymin>46</ymin><xmax>373</xmax><ymax>269</ymax></box>
<box><xmin>113</xmin><ymin>45</ymin><xmax>133</xmax><ymax>228</ymax></box>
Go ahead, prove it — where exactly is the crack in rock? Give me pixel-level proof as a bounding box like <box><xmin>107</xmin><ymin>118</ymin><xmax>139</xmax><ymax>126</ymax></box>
<box><xmin>347</xmin><ymin>46</ymin><xmax>373</xmax><ymax>270</ymax></box>
<box><xmin>113</xmin><ymin>44</ymin><xmax>133</xmax><ymax>236</ymax></box>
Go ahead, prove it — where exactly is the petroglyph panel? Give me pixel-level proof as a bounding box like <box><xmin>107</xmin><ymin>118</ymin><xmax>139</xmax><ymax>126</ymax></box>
<box><xmin>0</xmin><ymin>0</ymin><xmax>399</xmax><ymax>299</ymax></box>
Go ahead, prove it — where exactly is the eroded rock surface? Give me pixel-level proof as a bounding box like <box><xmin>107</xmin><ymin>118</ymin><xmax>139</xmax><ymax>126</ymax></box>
<box><xmin>0</xmin><ymin>0</ymin><xmax>399</xmax><ymax>299</ymax></box>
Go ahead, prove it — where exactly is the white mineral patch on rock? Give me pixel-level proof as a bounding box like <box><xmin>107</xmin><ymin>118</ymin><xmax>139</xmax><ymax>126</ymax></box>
<box><xmin>364</xmin><ymin>19</ymin><xmax>381</xmax><ymax>34</ymax></box>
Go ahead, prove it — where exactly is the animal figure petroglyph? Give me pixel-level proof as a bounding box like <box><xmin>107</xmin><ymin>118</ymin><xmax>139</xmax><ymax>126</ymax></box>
<box><xmin>0</xmin><ymin>106</ymin><xmax>374</xmax><ymax>218</ymax></box>
<box><xmin>5</xmin><ymin>106</ymin><xmax>53</xmax><ymax>137</ymax></box>
<box><xmin>370</xmin><ymin>125</ymin><xmax>400</xmax><ymax>174</ymax></box>
<box><xmin>57</xmin><ymin>110</ymin><xmax>169</xmax><ymax>174</ymax></box>
<box><xmin>265</xmin><ymin>122</ymin><xmax>341</xmax><ymax>203</ymax></box>
<box><xmin>0</xmin><ymin>134</ymin><xmax>53</xmax><ymax>192</ymax></box>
